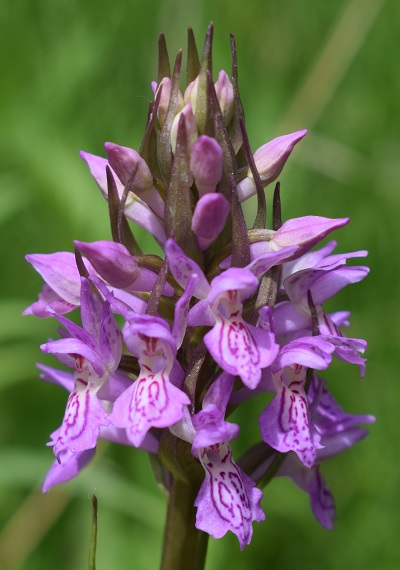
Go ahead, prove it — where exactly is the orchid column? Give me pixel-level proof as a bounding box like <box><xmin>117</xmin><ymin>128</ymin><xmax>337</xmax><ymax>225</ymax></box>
<box><xmin>25</xmin><ymin>24</ymin><xmax>374</xmax><ymax>570</ymax></box>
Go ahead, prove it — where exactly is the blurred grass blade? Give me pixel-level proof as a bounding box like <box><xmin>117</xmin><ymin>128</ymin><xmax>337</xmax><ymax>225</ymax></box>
<box><xmin>88</xmin><ymin>495</ymin><xmax>98</xmax><ymax>570</ymax></box>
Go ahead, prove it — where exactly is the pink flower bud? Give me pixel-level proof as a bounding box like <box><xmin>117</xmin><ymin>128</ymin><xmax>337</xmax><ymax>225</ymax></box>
<box><xmin>191</xmin><ymin>193</ymin><xmax>230</xmax><ymax>249</ymax></box>
<box><xmin>74</xmin><ymin>240</ymin><xmax>139</xmax><ymax>289</ymax></box>
<box><xmin>170</xmin><ymin>103</ymin><xmax>198</xmax><ymax>154</ymax></box>
<box><xmin>184</xmin><ymin>76</ymin><xmax>199</xmax><ymax>114</ymax></box>
<box><xmin>215</xmin><ymin>70</ymin><xmax>234</xmax><ymax>126</ymax></box>
<box><xmin>104</xmin><ymin>143</ymin><xmax>164</xmax><ymax>218</ymax></box>
<box><xmin>155</xmin><ymin>77</ymin><xmax>184</xmax><ymax>128</ymax></box>
<box><xmin>190</xmin><ymin>136</ymin><xmax>223</xmax><ymax>196</ymax></box>
<box><xmin>104</xmin><ymin>142</ymin><xmax>153</xmax><ymax>190</ymax></box>
<box><xmin>237</xmin><ymin>130</ymin><xmax>307</xmax><ymax>201</ymax></box>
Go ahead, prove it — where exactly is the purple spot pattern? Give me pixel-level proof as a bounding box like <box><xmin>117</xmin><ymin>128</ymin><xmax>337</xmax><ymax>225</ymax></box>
<box><xmin>215</xmin><ymin>318</ymin><xmax>261</xmax><ymax>386</ymax></box>
<box><xmin>52</xmin><ymin>372</ymin><xmax>109</xmax><ymax>458</ymax></box>
<box><xmin>109</xmin><ymin>336</ymin><xmax>189</xmax><ymax>446</ymax></box>
<box><xmin>195</xmin><ymin>442</ymin><xmax>265</xmax><ymax>549</ymax></box>
<box><xmin>205</xmin><ymin>291</ymin><xmax>263</xmax><ymax>388</ymax></box>
<box><xmin>259</xmin><ymin>366</ymin><xmax>321</xmax><ymax>468</ymax></box>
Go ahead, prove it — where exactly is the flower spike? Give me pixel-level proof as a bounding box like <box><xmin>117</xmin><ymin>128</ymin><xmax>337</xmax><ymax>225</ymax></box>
<box><xmin>25</xmin><ymin>25</ymin><xmax>373</xmax><ymax>558</ymax></box>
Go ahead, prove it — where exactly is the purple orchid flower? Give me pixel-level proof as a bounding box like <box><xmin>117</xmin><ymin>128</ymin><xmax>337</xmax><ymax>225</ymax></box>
<box><xmin>171</xmin><ymin>372</ymin><xmax>265</xmax><ymax>549</ymax></box>
<box><xmin>38</xmin><ymin>358</ymin><xmax>159</xmax><ymax>493</ymax></box>
<box><xmin>195</xmin><ymin>442</ymin><xmax>265</xmax><ymax>550</ymax></box>
<box><xmin>273</xmin><ymin>259</ymin><xmax>369</xmax><ymax>375</ymax></box>
<box><xmin>275</xmin><ymin>375</ymin><xmax>375</xmax><ymax>529</ymax></box>
<box><xmin>40</xmin><ymin>278</ymin><xmax>128</xmax><ymax>459</ymax></box>
<box><xmin>259</xmin><ymin>336</ymin><xmax>335</xmax><ymax>468</ymax></box>
<box><xmin>109</xmin><ymin>315</ymin><xmax>190</xmax><ymax>447</ymax></box>
<box><xmin>166</xmin><ymin>238</ymin><xmax>282</xmax><ymax>389</ymax></box>
<box><xmin>24</xmin><ymin>240</ymin><xmax>173</xmax><ymax>318</ymax></box>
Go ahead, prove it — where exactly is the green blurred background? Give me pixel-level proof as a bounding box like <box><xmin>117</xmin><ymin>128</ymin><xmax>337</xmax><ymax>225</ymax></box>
<box><xmin>1</xmin><ymin>0</ymin><xmax>399</xmax><ymax>568</ymax></box>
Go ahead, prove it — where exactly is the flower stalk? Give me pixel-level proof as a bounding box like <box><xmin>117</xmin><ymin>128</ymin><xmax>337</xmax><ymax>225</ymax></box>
<box><xmin>161</xmin><ymin>478</ymin><xmax>209</xmax><ymax>570</ymax></box>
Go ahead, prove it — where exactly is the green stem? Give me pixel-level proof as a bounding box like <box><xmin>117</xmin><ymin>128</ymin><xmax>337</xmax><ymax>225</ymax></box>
<box><xmin>160</xmin><ymin>478</ymin><xmax>209</xmax><ymax>570</ymax></box>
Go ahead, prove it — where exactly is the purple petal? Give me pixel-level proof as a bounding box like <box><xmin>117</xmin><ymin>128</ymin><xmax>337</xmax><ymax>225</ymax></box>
<box><xmin>272</xmin><ymin>302</ymin><xmax>312</xmax><ymax>336</ymax></box>
<box><xmin>37</xmin><ymin>363</ymin><xmax>74</xmax><ymax>392</ymax></box>
<box><xmin>125</xmin><ymin>268</ymin><xmax>174</xmax><ymax>297</ymax></box>
<box><xmin>259</xmin><ymin>367</ymin><xmax>322</xmax><ymax>467</ymax></box>
<box><xmin>79</xmin><ymin>277</ymin><xmax>103</xmax><ymax>341</ymax></box>
<box><xmin>323</xmin><ymin>335</ymin><xmax>367</xmax><ymax>377</ymax></box>
<box><xmin>205</xmin><ymin>320</ymin><xmax>277</xmax><ymax>389</ymax></box>
<box><xmin>172</xmin><ymin>274</ymin><xmax>199</xmax><ymax>348</ymax></box>
<box><xmin>165</xmin><ymin>238</ymin><xmax>210</xmax><ymax>299</ymax></box>
<box><xmin>80</xmin><ymin>151</ymin><xmax>122</xmax><ymax>197</ymax></box>
<box><xmin>90</xmin><ymin>275</ymin><xmax>147</xmax><ymax>316</ymax></box>
<box><xmin>317</xmin><ymin>250</ymin><xmax>369</xmax><ymax>270</ymax></box>
<box><xmin>42</xmin><ymin>448</ymin><xmax>95</xmax><ymax>493</ymax></box>
<box><xmin>123</xmin><ymin>316</ymin><xmax>176</xmax><ymax>360</ymax></box>
<box><xmin>309</xmin><ymin>376</ymin><xmax>375</xmax><ymax>447</ymax></box>
<box><xmin>284</xmin><ymin>459</ymin><xmax>335</xmax><ymax>530</ymax></box>
<box><xmin>52</xmin><ymin>386</ymin><xmax>109</xmax><ymax>457</ymax></box>
<box><xmin>54</xmin><ymin>311</ymin><xmax>99</xmax><ymax>351</ymax></box>
<box><xmin>109</xmin><ymin>373</ymin><xmax>190</xmax><ymax>447</ymax></box>
<box><xmin>209</xmin><ymin>268</ymin><xmax>259</xmax><ymax>305</ymax></box>
<box><xmin>282</xmin><ymin>241</ymin><xmax>338</xmax><ymax>280</ymax></box>
<box><xmin>124</xmin><ymin>199</ymin><xmax>167</xmax><ymax>244</ymax></box>
<box><xmin>99</xmin><ymin>302</ymin><xmax>122</xmax><ymax>371</ymax></box>
<box><xmin>272</xmin><ymin>336</ymin><xmax>335</xmax><ymax>372</ymax></box>
<box><xmin>25</xmin><ymin>252</ymin><xmax>94</xmax><ymax>306</ymax></box>
<box><xmin>187</xmin><ymin>300</ymin><xmax>215</xmax><ymax>326</ymax></box>
<box><xmin>23</xmin><ymin>284</ymin><xmax>78</xmax><ymax>318</ymax></box>
<box><xmin>203</xmin><ymin>372</ymin><xmax>235</xmax><ymax>411</ymax></box>
<box><xmin>246</xmin><ymin>246</ymin><xmax>299</xmax><ymax>277</ymax></box>
<box><xmin>97</xmin><ymin>370</ymin><xmax>133</xmax><ymax>402</ymax></box>
<box><xmin>284</xmin><ymin>265</ymin><xmax>370</xmax><ymax>306</ymax></box>
<box><xmin>41</xmin><ymin>338</ymin><xmax>105</xmax><ymax>377</ymax></box>
<box><xmin>192</xmin><ymin>404</ymin><xmax>239</xmax><ymax>450</ymax></box>
<box><xmin>195</xmin><ymin>443</ymin><xmax>265</xmax><ymax>549</ymax></box>
<box><xmin>271</xmin><ymin>216</ymin><xmax>349</xmax><ymax>256</ymax></box>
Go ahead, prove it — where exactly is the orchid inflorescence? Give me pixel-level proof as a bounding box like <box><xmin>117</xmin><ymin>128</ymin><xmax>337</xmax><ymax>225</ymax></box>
<box><xmin>25</xmin><ymin>24</ymin><xmax>374</xmax><ymax>552</ymax></box>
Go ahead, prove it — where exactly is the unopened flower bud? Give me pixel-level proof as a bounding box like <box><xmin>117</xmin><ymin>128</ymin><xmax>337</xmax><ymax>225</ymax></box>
<box><xmin>214</xmin><ymin>70</ymin><xmax>234</xmax><ymax>125</ymax></box>
<box><xmin>191</xmin><ymin>193</ymin><xmax>230</xmax><ymax>249</ymax></box>
<box><xmin>104</xmin><ymin>142</ymin><xmax>153</xmax><ymax>190</ymax></box>
<box><xmin>237</xmin><ymin>129</ymin><xmax>307</xmax><ymax>201</ymax></box>
<box><xmin>184</xmin><ymin>76</ymin><xmax>199</xmax><ymax>114</ymax></box>
<box><xmin>74</xmin><ymin>240</ymin><xmax>139</xmax><ymax>289</ymax></box>
<box><xmin>104</xmin><ymin>143</ymin><xmax>165</xmax><ymax>218</ymax></box>
<box><xmin>155</xmin><ymin>77</ymin><xmax>184</xmax><ymax>128</ymax></box>
<box><xmin>170</xmin><ymin>103</ymin><xmax>198</xmax><ymax>154</ymax></box>
<box><xmin>190</xmin><ymin>135</ymin><xmax>223</xmax><ymax>196</ymax></box>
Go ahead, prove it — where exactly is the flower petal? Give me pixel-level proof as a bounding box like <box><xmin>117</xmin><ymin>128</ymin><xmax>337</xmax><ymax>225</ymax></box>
<box><xmin>52</xmin><ymin>385</ymin><xmax>109</xmax><ymax>457</ymax></box>
<box><xmin>165</xmin><ymin>238</ymin><xmax>210</xmax><ymax>299</ymax></box>
<box><xmin>195</xmin><ymin>443</ymin><xmax>265</xmax><ymax>549</ymax></box>
<box><xmin>259</xmin><ymin>367</ymin><xmax>322</xmax><ymax>467</ymax></box>
<box><xmin>42</xmin><ymin>448</ymin><xmax>95</xmax><ymax>493</ymax></box>
<box><xmin>109</xmin><ymin>373</ymin><xmax>189</xmax><ymax>447</ymax></box>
